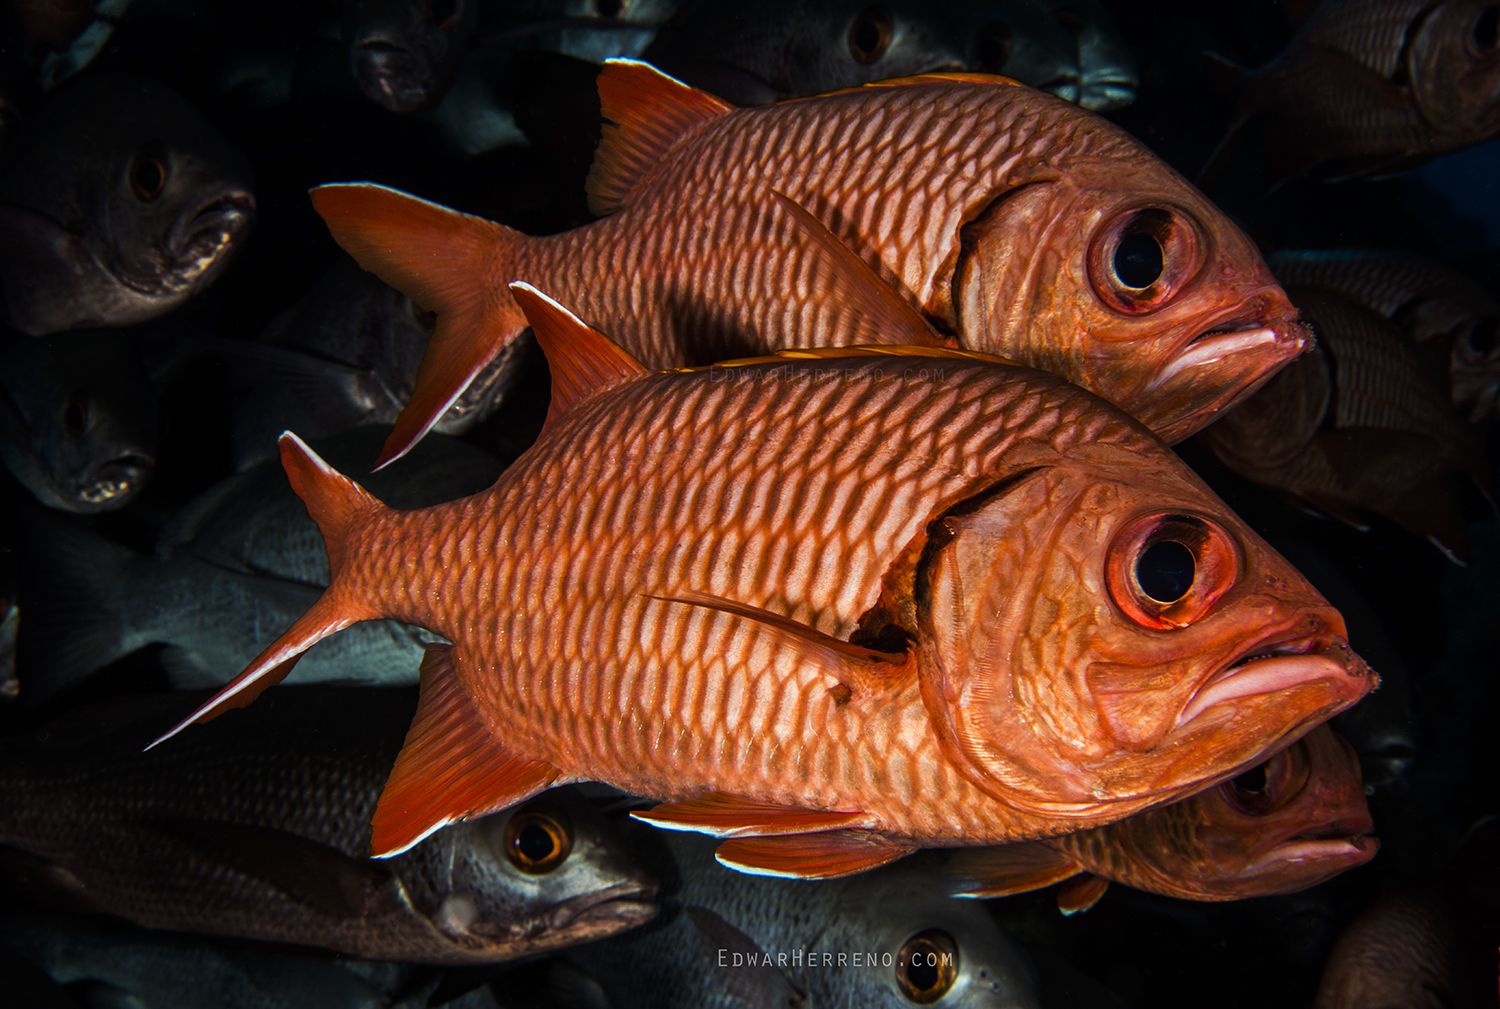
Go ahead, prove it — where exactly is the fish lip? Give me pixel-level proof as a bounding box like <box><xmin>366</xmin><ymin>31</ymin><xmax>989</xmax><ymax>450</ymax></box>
<box><xmin>543</xmin><ymin>880</ymin><xmax>659</xmax><ymax>932</ymax></box>
<box><xmin>166</xmin><ymin>191</ymin><xmax>255</xmax><ymax>260</ymax></box>
<box><xmin>73</xmin><ymin>452</ymin><xmax>155</xmax><ymax>507</ymax></box>
<box><xmin>1147</xmin><ymin>306</ymin><xmax>1306</xmax><ymax>394</ymax></box>
<box><xmin>1173</xmin><ymin>631</ymin><xmax>1359</xmax><ymax>732</ymax></box>
<box><xmin>1243</xmin><ymin>833</ymin><xmax>1378</xmax><ymax>875</ymax></box>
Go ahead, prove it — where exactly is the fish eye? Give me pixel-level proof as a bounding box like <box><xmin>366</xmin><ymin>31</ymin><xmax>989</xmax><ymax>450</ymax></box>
<box><xmin>847</xmin><ymin>7</ymin><xmax>894</xmax><ymax>65</ymax></box>
<box><xmin>63</xmin><ymin>395</ymin><xmax>88</xmax><ymax>439</ymax></box>
<box><xmin>1107</xmin><ymin>514</ymin><xmax>1239</xmax><ymax>630</ymax></box>
<box><xmin>1465</xmin><ymin>316</ymin><xmax>1498</xmax><ymax>357</ymax></box>
<box><xmin>973</xmin><ymin>21</ymin><xmax>1012</xmax><ymax>72</ymax></box>
<box><xmin>1221</xmin><ymin>738</ymin><xmax>1310</xmax><ymax>815</ymax></box>
<box><xmin>895</xmin><ymin>930</ymin><xmax>958</xmax><ymax>1004</ymax></box>
<box><xmin>502</xmin><ymin>805</ymin><xmax>572</xmax><ymax>874</ymax></box>
<box><xmin>129</xmin><ymin>147</ymin><xmax>169</xmax><ymax>203</ymax></box>
<box><xmin>1471</xmin><ymin>5</ymin><xmax>1500</xmax><ymax>56</ymax></box>
<box><xmin>1088</xmin><ymin>206</ymin><xmax>1205</xmax><ymax>315</ymax></box>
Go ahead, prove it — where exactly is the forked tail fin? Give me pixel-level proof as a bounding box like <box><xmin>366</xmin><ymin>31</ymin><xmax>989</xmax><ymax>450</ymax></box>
<box><xmin>309</xmin><ymin>183</ymin><xmax>530</xmax><ymax>469</ymax></box>
<box><xmin>147</xmin><ymin>432</ymin><xmax>389</xmax><ymax>749</ymax></box>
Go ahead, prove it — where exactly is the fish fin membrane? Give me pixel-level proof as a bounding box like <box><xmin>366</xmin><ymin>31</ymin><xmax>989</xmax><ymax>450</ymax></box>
<box><xmin>944</xmin><ymin>843</ymin><xmax>1083</xmax><ymax>898</ymax></box>
<box><xmin>372</xmin><ymin>644</ymin><xmax>560</xmax><ymax>857</ymax></box>
<box><xmin>508</xmin><ymin>283</ymin><xmax>648</xmax><ymax>431</ymax></box>
<box><xmin>633</xmin><ymin>793</ymin><xmax>874</xmax><ymax>838</ymax></box>
<box><xmin>714</xmin><ymin>830</ymin><xmax>915</xmax><ymax>879</ymax></box>
<box><xmin>147</xmin><ymin>434</ymin><xmax>390</xmax><ymax>748</ymax></box>
<box><xmin>586</xmin><ymin>59</ymin><xmax>732</xmax><ymax>216</ymax></box>
<box><xmin>860</xmin><ymin>72</ymin><xmax>1022</xmax><ymax>89</ymax></box>
<box><xmin>767</xmin><ymin>190</ymin><xmax>947</xmax><ymax>348</ymax></box>
<box><xmin>1057</xmin><ymin>872</ymin><xmax>1110</xmax><ymax>915</ymax></box>
<box><xmin>644</xmin><ymin>590</ymin><xmax>910</xmax><ymax>697</ymax></box>
<box><xmin>685</xmin><ymin>906</ymin><xmax>805</xmax><ymax>1004</ymax></box>
<box><xmin>309</xmin><ymin>183</ymin><xmax>527</xmax><ymax>469</ymax></box>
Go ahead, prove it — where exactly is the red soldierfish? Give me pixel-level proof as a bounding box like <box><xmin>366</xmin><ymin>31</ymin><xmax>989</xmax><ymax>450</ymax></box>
<box><xmin>312</xmin><ymin>60</ymin><xmax>1307</xmax><ymax>468</ymax></box>
<box><xmin>947</xmin><ymin>724</ymin><xmax>1376</xmax><ymax>912</ymax></box>
<box><xmin>150</xmin><ymin>285</ymin><xmax>1374</xmax><ymax>879</ymax></box>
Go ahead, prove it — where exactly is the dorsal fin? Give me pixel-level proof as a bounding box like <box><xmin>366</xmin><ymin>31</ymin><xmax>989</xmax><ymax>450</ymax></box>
<box><xmin>508</xmin><ymin>283</ymin><xmax>648</xmax><ymax>433</ymax></box>
<box><xmin>586</xmin><ymin>59</ymin><xmax>733</xmax><ymax>216</ymax></box>
<box><xmin>371</xmin><ymin>644</ymin><xmax>561</xmax><ymax>857</ymax></box>
<box><xmin>768</xmin><ymin>190</ymin><xmax>948</xmax><ymax>348</ymax></box>
<box><xmin>633</xmin><ymin>792</ymin><xmax>875</xmax><ymax>838</ymax></box>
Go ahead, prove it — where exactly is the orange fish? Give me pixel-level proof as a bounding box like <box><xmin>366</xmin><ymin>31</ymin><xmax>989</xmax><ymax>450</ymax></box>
<box><xmin>312</xmin><ymin>60</ymin><xmax>1308</xmax><ymax>468</ymax></box>
<box><xmin>1270</xmin><ymin>249</ymin><xmax>1500</xmax><ymax>423</ymax></box>
<box><xmin>1200</xmin><ymin>284</ymin><xmax>1490</xmax><ymax>561</ymax></box>
<box><xmin>1208</xmin><ymin>0</ymin><xmax>1500</xmax><ymax>184</ymax></box>
<box><xmin>151</xmin><ymin>286</ymin><xmax>1373</xmax><ymax>879</ymax></box>
<box><xmin>947</xmin><ymin>724</ymin><xmax>1376</xmax><ymax>912</ymax></box>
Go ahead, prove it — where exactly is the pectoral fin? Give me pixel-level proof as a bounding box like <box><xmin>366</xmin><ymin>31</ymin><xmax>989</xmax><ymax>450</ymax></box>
<box><xmin>715</xmin><ymin>830</ymin><xmax>915</xmax><ymax>879</ymax></box>
<box><xmin>945</xmin><ymin>842</ymin><xmax>1084</xmax><ymax>898</ymax></box>
<box><xmin>633</xmin><ymin>792</ymin><xmax>874</xmax><ymax>838</ymax></box>
<box><xmin>1057</xmin><ymin>872</ymin><xmax>1110</xmax><ymax>915</ymax></box>
<box><xmin>685</xmin><ymin>906</ymin><xmax>806</xmax><ymax>1007</ymax></box>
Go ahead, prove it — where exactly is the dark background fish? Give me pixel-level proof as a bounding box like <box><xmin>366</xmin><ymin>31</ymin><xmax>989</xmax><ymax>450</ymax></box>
<box><xmin>0</xmin><ymin>72</ymin><xmax>255</xmax><ymax>336</ymax></box>
<box><xmin>0</xmin><ymin>688</ymin><xmax>657</xmax><ymax>963</ymax></box>
<box><xmin>0</xmin><ymin>329</ymin><xmax>158</xmax><ymax>513</ymax></box>
<box><xmin>343</xmin><ymin>0</ymin><xmax>480</xmax><ymax>114</ymax></box>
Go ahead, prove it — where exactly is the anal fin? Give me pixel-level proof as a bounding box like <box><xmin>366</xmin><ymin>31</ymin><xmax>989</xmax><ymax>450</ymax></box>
<box><xmin>371</xmin><ymin>644</ymin><xmax>560</xmax><ymax>857</ymax></box>
<box><xmin>944</xmin><ymin>842</ymin><xmax>1083</xmax><ymax>898</ymax></box>
<box><xmin>1057</xmin><ymin>872</ymin><xmax>1110</xmax><ymax>915</ymax></box>
<box><xmin>715</xmin><ymin>830</ymin><xmax>915</xmax><ymax>879</ymax></box>
<box><xmin>633</xmin><ymin>792</ymin><xmax>874</xmax><ymax>838</ymax></box>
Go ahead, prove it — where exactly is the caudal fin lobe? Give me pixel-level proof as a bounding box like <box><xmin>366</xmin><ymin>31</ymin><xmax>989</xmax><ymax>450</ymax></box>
<box><xmin>309</xmin><ymin>183</ymin><xmax>529</xmax><ymax>469</ymax></box>
<box><xmin>147</xmin><ymin>432</ymin><xmax>388</xmax><ymax>749</ymax></box>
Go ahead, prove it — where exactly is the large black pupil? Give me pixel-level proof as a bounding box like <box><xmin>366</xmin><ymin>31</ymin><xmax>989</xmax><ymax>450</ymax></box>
<box><xmin>1114</xmin><ymin>232</ymin><xmax>1163</xmax><ymax>288</ymax></box>
<box><xmin>907</xmin><ymin>958</ymin><xmax>939</xmax><ymax>992</ymax></box>
<box><xmin>1136</xmin><ymin>540</ymin><xmax>1195</xmax><ymax>603</ymax></box>
<box><xmin>1234</xmin><ymin>763</ymin><xmax>1268</xmax><ymax>793</ymax></box>
<box><xmin>135</xmin><ymin>159</ymin><xmax>163</xmax><ymax>197</ymax></box>
<box><xmin>1467</xmin><ymin>317</ymin><xmax>1498</xmax><ymax>355</ymax></box>
<box><xmin>517</xmin><ymin>823</ymin><xmax>555</xmax><ymax>861</ymax></box>
<box><xmin>1475</xmin><ymin>6</ymin><xmax>1500</xmax><ymax>50</ymax></box>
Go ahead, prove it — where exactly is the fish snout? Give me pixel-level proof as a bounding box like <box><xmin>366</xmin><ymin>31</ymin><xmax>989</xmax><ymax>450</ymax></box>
<box><xmin>162</xmin><ymin>191</ymin><xmax>255</xmax><ymax>286</ymax></box>
<box><xmin>72</xmin><ymin>451</ymin><xmax>155</xmax><ymax>511</ymax></box>
<box><xmin>541</xmin><ymin>879</ymin><xmax>659</xmax><ymax>934</ymax></box>
<box><xmin>351</xmin><ymin>38</ymin><xmax>442</xmax><ymax>113</ymax></box>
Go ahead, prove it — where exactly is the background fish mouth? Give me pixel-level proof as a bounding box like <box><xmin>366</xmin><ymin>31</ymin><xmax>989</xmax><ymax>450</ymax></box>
<box><xmin>1244</xmin><ymin>833</ymin><xmax>1378</xmax><ymax>876</ymax></box>
<box><xmin>544</xmin><ymin>881</ymin><xmax>659</xmax><ymax>932</ymax></box>
<box><xmin>72</xmin><ymin>452</ymin><xmax>154</xmax><ymax>510</ymax></box>
<box><xmin>1079</xmin><ymin>73</ymin><xmax>1138</xmax><ymax>111</ymax></box>
<box><xmin>155</xmin><ymin>191</ymin><xmax>256</xmax><ymax>291</ymax></box>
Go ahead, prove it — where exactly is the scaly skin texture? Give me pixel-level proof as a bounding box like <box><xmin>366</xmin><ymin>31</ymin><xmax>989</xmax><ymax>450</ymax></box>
<box><xmin>1049</xmin><ymin>725</ymin><xmax>1376</xmax><ymax>900</ymax></box>
<box><xmin>318</xmin><ymin>355</ymin><xmax>1373</xmax><ymax>847</ymax></box>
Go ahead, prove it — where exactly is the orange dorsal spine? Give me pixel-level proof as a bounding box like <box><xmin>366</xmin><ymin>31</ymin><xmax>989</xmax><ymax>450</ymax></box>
<box><xmin>308</xmin><ymin>183</ymin><xmax>530</xmax><ymax>469</ymax></box>
<box><xmin>585</xmin><ymin>59</ymin><xmax>733</xmax><ymax>217</ymax></box>
<box><xmin>508</xmin><ymin>283</ymin><xmax>648</xmax><ymax>432</ymax></box>
<box><xmin>147</xmin><ymin>433</ymin><xmax>387</xmax><ymax>749</ymax></box>
<box><xmin>372</xmin><ymin>645</ymin><xmax>562</xmax><ymax>856</ymax></box>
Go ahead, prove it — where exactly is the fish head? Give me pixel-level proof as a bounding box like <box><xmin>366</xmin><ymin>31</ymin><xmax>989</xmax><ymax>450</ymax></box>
<box><xmin>1106</xmin><ymin>725</ymin><xmax>1376</xmax><ymax>899</ymax></box>
<box><xmin>1032</xmin><ymin>0</ymin><xmax>1139</xmax><ymax>110</ymax></box>
<box><xmin>0</xmin><ymin>331</ymin><xmax>157</xmax><ymax>513</ymax></box>
<box><xmin>1409</xmin><ymin>0</ymin><xmax>1500</xmax><ymax>139</ymax></box>
<box><xmin>916</xmin><ymin>436</ymin><xmax>1376</xmax><ymax>825</ymax></box>
<box><xmin>809</xmin><ymin>854</ymin><xmax>1040</xmax><ymax>1007</ymax></box>
<box><xmin>408</xmin><ymin>788</ymin><xmax>657</xmax><ymax>958</ymax></box>
<box><xmin>343</xmin><ymin>0</ymin><xmax>478</xmax><ymax>113</ymax></box>
<box><xmin>1446</xmin><ymin>309</ymin><xmax>1500</xmax><ymax>421</ymax></box>
<box><xmin>955</xmin><ymin>162</ymin><xmax>1309</xmax><ymax>443</ymax></box>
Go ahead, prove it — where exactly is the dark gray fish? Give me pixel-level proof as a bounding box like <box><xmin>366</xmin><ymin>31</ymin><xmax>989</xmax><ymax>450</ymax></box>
<box><xmin>0</xmin><ymin>72</ymin><xmax>254</xmax><ymax>336</ymax></box>
<box><xmin>0</xmin><ymin>330</ymin><xmax>157</xmax><ymax>513</ymax></box>
<box><xmin>225</xmin><ymin>257</ymin><xmax>523</xmax><ymax>469</ymax></box>
<box><xmin>558</xmin><ymin>828</ymin><xmax>1039</xmax><ymax>1008</ymax></box>
<box><xmin>13</xmin><ymin>426</ymin><xmax>503</xmax><ymax>702</ymax></box>
<box><xmin>641</xmin><ymin>0</ymin><xmax>1082</xmax><ymax>106</ymax></box>
<box><xmin>0</xmin><ymin>911</ymin><xmax>440</xmax><ymax>1009</ymax></box>
<box><xmin>0</xmin><ymin>688</ymin><xmax>657</xmax><ymax>963</ymax></box>
<box><xmin>1034</xmin><ymin>0</ymin><xmax>1137</xmax><ymax>110</ymax></box>
<box><xmin>343</xmin><ymin>0</ymin><xmax>480</xmax><ymax>113</ymax></box>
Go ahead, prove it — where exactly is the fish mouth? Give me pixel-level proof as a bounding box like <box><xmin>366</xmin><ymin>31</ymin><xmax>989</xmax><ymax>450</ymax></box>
<box><xmin>1174</xmin><ymin>632</ymin><xmax>1372</xmax><ymax>732</ymax></box>
<box><xmin>1244</xmin><ymin>832</ymin><xmax>1378</xmax><ymax>876</ymax></box>
<box><xmin>1078</xmin><ymin>72</ymin><xmax>1137</xmax><ymax>112</ymax></box>
<box><xmin>543</xmin><ymin>880</ymin><xmax>659</xmax><ymax>933</ymax></box>
<box><xmin>155</xmin><ymin>191</ymin><xmax>255</xmax><ymax>292</ymax></box>
<box><xmin>71</xmin><ymin>452</ymin><xmax>155</xmax><ymax>511</ymax></box>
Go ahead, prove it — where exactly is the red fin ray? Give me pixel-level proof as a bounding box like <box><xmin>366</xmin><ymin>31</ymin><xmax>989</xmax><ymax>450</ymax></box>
<box><xmin>945</xmin><ymin>843</ymin><xmax>1084</xmax><ymax>898</ymax></box>
<box><xmin>372</xmin><ymin>644</ymin><xmax>561</xmax><ymax>857</ymax></box>
<box><xmin>309</xmin><ymin>183</ymin><xmax>528</xmax><ymax>469</ymax></box>
<box><xmin>586</xmin><ymin>59</ymin><xmax>733</xmax><ymax>216</ymax></box>
<box><xmin>507</xmin><ymin>283</ymin><xmax>648</xmax><ymax>432</ymax></box>
<box><xmin>715</xmin><ymin>831</ymin><xmax>916</xmax><ymax>879</ymax></box>
<box><xmin>1057</xmin><ymin>872</ymin><xmax>1110</xmax><ymax>915</ymax></box>
<box><xmin>633</xmin><ymin>793</ymin><xmax>874</xmax><ymax>838</ymax></box>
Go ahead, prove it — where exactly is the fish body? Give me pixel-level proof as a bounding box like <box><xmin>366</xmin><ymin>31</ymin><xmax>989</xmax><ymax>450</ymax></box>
<box><xmin>640</xmin><ymin>0</ymin><xmax>1082</xmax><ymax>106</ymax></box>
<box><xmin>227</xmin><ymin>258</ymin><xmax>524</xmax><ymax>468</ymax></box>
<box><xmin>1313</xmin><ymin>891</ymin><xmax>1454</xmax><ymax>1009</ymax></box>
<box><xmin>1201</xmin><ymin>283</ymin><xmax>1488</xmax><ymax>560</ymax></box>
<box><xmin>316</xmin><ymin>61</ymin><xmax>1307</xmax><ymax>467</ymax></box>
<box><xmin>1270</xmin><ymin>249</ymin><xmax>1500</xmax><ymax>422</ymax></box>
<box><xmin>0</xmin><ymin>330</ymin><xmax>158</xmax><ymax>513</ymax></box>
<box><xmin>162</xmin><ymin>304</ymin><xmax>1375</xmax><ymax>877</ymax></box>
<box><xmin>14</xmin><ymin>427</ymin><xmax>503</xmax><ymax>701</ymax></box>
<box><xmin>0</xmin><ymin>72</ymin><xmax>255</xmax><ymax>336</ymax></box>
<box><xmin>560</xmin><ymin>829</ymin><xmax>1041</xmax><ymax>1008</ymax></box>
<box><xmin>949</xmin><ymin>725</ymin><xmax>1376</xmax><ymax>908</ymax></box>
<box><xmin>0</xmin><ymin>688</ymin><xmax>657</xmax><ymax>963</ymax></box>
<box><xmin>343</xmin><ymin>0</ymin><xmax>479</xmax><ymax>113</ymax></box>
<box><xmin>1222</xmin><ymin>0</ymin><xmax>1500</xmax><ymax>182</ymax></box>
